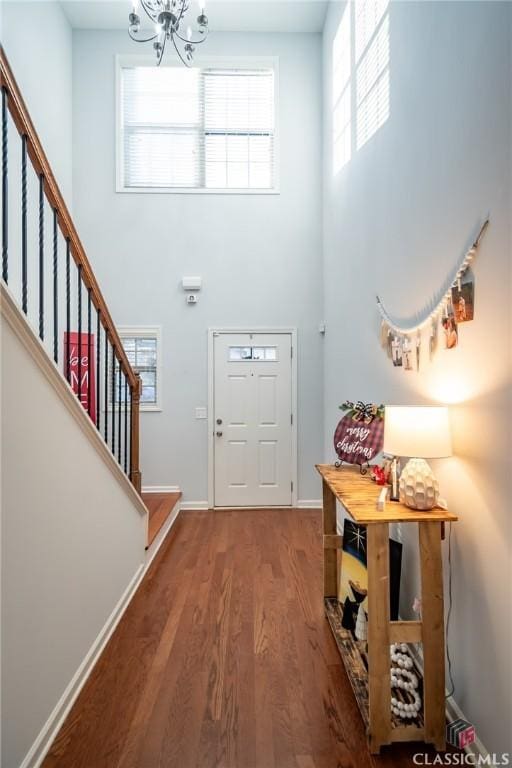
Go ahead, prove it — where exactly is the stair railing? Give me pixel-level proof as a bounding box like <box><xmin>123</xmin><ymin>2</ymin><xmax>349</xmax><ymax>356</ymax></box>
<box><xmin>0</xmin><ymin>48</ymin><xmax>142</xmax><ymax>493</ymax></box>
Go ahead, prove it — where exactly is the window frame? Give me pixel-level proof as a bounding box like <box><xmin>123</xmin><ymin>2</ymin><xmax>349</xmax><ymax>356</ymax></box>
<box><xmin>115</xmin><ymin>54</ymin><xmax>280</xmax><ymax>195</ymax></box>
<box><xmin>117</xmin><ymin>325</ymin><xmax>163</xmax><ymax>412</ymax></box>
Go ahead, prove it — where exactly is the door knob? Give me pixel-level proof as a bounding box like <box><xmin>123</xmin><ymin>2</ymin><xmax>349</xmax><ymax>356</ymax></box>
<box><xmin>216</xmin><ymin>418</ymin><xmax>223</xmax><ymax>425</ymax></box>
<box><xmin>216</xmin><ymin>431</ymin><xmax>223</xmax><ymax>437</ymax></box>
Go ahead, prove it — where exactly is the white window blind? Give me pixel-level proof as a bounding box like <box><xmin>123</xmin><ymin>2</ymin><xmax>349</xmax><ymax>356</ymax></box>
<box><xmin>120</xmin><ymin>64</ymin><xmax>275</xmax><ymax>191</ymax></box>
<box><xmin>115</xmin><ymin>327</ymin><xmax>162</xmax><ymax>411</ymax></box>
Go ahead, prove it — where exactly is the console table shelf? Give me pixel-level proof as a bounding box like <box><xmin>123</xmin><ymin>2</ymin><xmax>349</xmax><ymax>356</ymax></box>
<box><xmin>316</xmin><ymin>464</ymin><xmax>458</xmax><ymax>754</ymax></box>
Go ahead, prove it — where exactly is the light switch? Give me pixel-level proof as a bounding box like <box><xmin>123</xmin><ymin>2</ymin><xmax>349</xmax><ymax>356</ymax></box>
<box><xmin>195</xmin><ymin>407</ymin><xmax>207</xmax><ymax>420</ymax></box>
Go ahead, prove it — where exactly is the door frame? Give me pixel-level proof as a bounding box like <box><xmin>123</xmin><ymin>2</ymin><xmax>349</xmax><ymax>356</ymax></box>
<box><xmin>207</xmin><ymin>327</ymin><xmax>298</xmax><ymax>509</ymax></box>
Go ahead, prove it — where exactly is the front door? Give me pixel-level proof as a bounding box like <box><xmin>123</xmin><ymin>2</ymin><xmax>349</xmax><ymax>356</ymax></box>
<box><xmin>213</xmin><ymin>332</ymin><xmax>293</xmax><ymax>507</ymax></box>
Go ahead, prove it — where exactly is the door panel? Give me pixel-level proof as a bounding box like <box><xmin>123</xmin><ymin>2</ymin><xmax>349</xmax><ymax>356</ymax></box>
<box><xmin>214</xmin><ymin>333</ymin><xmax>292</xmax><ymax>507</ymax></box>
<box><xmin>258</xmin><ymin>440</ymin><xmax>277</xmax><ymax>486</ymax></box>
<box><xmin>226</xmin><ymin>440</ymin><xmax>248</xmax><ymax>486</ymax></box>
<box><xmin>258</xmin><ymin>375</ymin><xmax>278</xmax><ymax>425</ymax></box>
<box><xmin>227</xmin><ymin>375</ymin><xmax>249</xmax><ymax>425</ymax></box>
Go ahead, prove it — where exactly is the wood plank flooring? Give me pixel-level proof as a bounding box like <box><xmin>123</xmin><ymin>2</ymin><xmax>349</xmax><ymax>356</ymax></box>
<box><xmin>142</xmin><ymin>491</ymin><xmax>182</xmax><ymax>547</ymax></box>
<box><xmin>43</xmin><ymin>509</ymin><xmax>446</xmax><ymax>768</ymax></box>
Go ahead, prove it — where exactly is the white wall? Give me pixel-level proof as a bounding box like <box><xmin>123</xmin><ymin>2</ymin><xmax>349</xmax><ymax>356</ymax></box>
<box><xmin>1</xmin><ymin>1</ymin><xmax>73</xmax><ymax>205</ymax></box>
<box><xmin>72</xmin><ymin>30</ymin><xmax>324</xmax><ymax>503</ymax></box>
<box><xmin>323</xmin><ymin>0</ymin><xmax>511</xmax><ymax>754</ymax></box>
<box><xmin>0</xmin><ymin>2</ymin><xmax>87</xmax><ymax>443</ymax></box>
<box><xmin>1</xmin><ymin>296</ymin><xmax>147</xmax><ymax>768</ymax></box>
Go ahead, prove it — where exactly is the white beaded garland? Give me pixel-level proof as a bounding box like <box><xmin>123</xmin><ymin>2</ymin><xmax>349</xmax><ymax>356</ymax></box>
<box><xmin>376</xmin><ymin>220</ymin><xmax>488</xmax><ymax>339</ymax></box>
<box><xmin>389</xmin><ymin>645</ymin><xmax>422</xmax><ymax>721</ymax></box>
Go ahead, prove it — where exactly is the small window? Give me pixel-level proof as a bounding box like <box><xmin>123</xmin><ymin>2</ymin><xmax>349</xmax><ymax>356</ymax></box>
<box><xmin>228</xmin><ymin>345</ymin><xmax>277</xmax><ymax>362</ymax></box>
<box><xmin>118</xmin><ymin>327</ymin><xmax>162</xmax><ymax>411</ymax></box>
<box><xmin>117</xmin><ymin>58</ymin><xmax>278</xmax><ymax>193</ymax></box>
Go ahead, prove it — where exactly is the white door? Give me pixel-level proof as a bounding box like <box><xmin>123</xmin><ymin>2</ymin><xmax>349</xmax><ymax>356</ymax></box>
<box><xmin>213</xmin><ymin>332</ymin><xmax>293</xmax><ymax>507</ymax></box>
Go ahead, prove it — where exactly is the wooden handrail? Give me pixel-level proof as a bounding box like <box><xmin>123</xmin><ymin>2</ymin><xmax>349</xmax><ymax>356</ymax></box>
<box><xmin>0</xmin><ymin>47</ymin><xmax>137</xmax><ymax>389</ymax></box>
<box><xmin>1</xmin><ymin>47</ymin><xmax>142</xmax><ymax>493</ymax></box>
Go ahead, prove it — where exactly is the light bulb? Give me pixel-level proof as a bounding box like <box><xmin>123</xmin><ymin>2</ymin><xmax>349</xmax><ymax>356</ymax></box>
<box><xmin>187</xmin><ymin>25</ymin><xmax>192</xmax><ymax>40</ymax></box>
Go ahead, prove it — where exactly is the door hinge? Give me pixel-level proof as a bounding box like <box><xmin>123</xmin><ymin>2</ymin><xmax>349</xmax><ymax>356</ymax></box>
<box><xmin>291</xmin><ymin>481</ymin><xmax>294</xmax><ymax>492</ymax></box>
<box><xmin>290</xmin><ymin>413</ymin><xmax>293</xmax><ymax>425</ymax></box>
<box><xmin>290</xmin><ymin>346</ymin><xmax>293</xmax><ymax>359</ymax></box>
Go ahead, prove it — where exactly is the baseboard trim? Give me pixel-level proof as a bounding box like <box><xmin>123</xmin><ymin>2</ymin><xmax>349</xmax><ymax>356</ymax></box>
<box><xmin>141</xmin><ymin>485</ymin><xmax>181</xmax><ymax>494</ymax></box>
<box><xmin>179</xmin><ymin>502</ymin><xmax>322</xmax><ymax>511</ymax></box>
<box><xmin>408</xmin><ymin>645</ymin><xmax>489</xmax><ymax>760</ymax></box>
<box><xmin>20</xmin><ymin>562</ymin><xmax>145</xmax><ymax>768</ymax></box>
<box><xmin>145</xmin><ymin>503</ymin><xmax>181</xmax><ymax>567</ymax></box>
<box><xmin>180</xmin><ymin>500</ymin><xmax>209</xmax><ymax>510</ymax></box>
<box><xmin>19</xmin><ymin>501</ymin><xmax>181</xmax><ymax>768</ymax></box>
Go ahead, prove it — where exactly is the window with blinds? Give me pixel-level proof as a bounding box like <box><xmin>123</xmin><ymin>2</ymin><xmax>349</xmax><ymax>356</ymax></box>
<box><xmin>116</xmin><ymin>327</ymin><xmax>162</xmax><ymax>411</ymax></box>
<box><xmin>118</xmin><ymin>63</ymin><xmax>276</xmax><ymax>192</ymax></box>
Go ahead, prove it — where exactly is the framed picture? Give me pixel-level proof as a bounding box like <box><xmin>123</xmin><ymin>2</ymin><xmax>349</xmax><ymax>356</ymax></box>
<box><xmin>442</xmin><ymin>313</ymin><xmax>458</xmax><ymax>349</ymax></box>
<box><xmin>338</xmin><ymin>519</ymin><xmax>402</xmax><ymax>634</ymax></box>
<box><xmin>451</xmin><ymin>279</ymin><xmax>474</xmax><ymax>323</ymax></box>
<box><xmin>391</xmin><ymin>336</ymin><xmax>403</xmax><ymax>367</ymax></box>
<box><xmin>402</xmin><ymin>338</ymin><xmax>414</xmax><ymax>372</ymax></box>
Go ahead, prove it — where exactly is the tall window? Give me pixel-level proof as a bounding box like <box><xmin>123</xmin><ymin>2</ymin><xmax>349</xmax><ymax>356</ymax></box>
<box><xmin>332</xmin><ymin>0</ymin><xmax>390</xmax><ymax>174</ymax></box>
<box><xmin>356</xmin><ymin>0</ymin><xmax>390</xmax><ymax>150</ymax></box>
<box><xmin>332</xmin><ymin>3</ymin><xmax>352</xmax><ymax>174</ymax></box>
<box><xmin>118</xmin><ymin>60</ymin><xmax>277</xmax><ymax>192</ymax></box>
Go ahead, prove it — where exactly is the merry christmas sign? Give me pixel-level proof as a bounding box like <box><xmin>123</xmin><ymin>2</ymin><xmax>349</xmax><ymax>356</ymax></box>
<box><xmin>334</xmin><ymin>401</ymin><xmax>384</xmax><ymax>467</ymax></box>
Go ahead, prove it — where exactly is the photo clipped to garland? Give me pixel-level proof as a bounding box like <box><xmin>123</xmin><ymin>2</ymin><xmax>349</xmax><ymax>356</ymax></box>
<box><xmin>377</xmin><ymin>219</ymin><xmax>488</xmax><ymax>372</ymax></box>
<box><xmin>334</xmin><ymin>401</ymin><xmax>385</xmax><ymax>474</ymax></box>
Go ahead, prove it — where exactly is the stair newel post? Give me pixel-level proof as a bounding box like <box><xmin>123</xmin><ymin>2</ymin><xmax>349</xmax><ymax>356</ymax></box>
<box><xmin>130</xmin><ymin>372</ymin><xmax>142</xmax><ymax>493</ymax></box>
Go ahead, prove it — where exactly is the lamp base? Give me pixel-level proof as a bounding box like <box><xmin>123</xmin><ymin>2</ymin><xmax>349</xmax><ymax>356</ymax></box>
<box><xmin>399</xmin><ymin>458</ymin><xmax>439</xmax><ymax>511</ymax></box>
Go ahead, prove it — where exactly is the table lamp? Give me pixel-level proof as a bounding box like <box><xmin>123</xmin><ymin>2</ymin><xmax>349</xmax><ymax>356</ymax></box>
<box><xmin>383</xmin><ymin>406</ymin><xmax>452</xmax><ymax>510</ymax></box>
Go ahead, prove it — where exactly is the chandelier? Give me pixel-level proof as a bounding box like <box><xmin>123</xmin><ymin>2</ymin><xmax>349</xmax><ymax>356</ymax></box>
<box><xmin>128</xmin><ymin>0</ymin><xmax>209</xmax><ymax>66</ymax></box>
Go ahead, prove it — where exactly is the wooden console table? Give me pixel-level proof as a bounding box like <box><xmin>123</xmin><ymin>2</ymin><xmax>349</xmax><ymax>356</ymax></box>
<box><xmin>316</xmin><ymin>464</ymin><xmax>458</xmax><ymax>754</ymax></box>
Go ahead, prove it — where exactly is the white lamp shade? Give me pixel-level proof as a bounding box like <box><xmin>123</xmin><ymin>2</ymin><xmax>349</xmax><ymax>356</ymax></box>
<box><xmin>383</xmin><ymin>406</ymin><xmax>452</xmax><ymax>459</ymax></box>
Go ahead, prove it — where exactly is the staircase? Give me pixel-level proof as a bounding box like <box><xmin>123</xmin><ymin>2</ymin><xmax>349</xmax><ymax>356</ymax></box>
<box><xmin>0</xmin><ymin>48</ymin><xmax>184</xmax><ymax>768</ymax></box>
<box><xmin>0</xmin><ymin>47</ymin><xmax>142</xmax><ymax>492</ymax></box>
<box><xmin>142</xmin><ymin>491</ymin><xmax>183</xmax><ymax>548</ymax></box>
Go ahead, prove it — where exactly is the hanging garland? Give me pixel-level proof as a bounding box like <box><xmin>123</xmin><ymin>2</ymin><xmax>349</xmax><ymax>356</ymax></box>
<box><xmin>377</xmin><ymin>219</ymin><xmax>489</xmax><ymax>370</ymax></box>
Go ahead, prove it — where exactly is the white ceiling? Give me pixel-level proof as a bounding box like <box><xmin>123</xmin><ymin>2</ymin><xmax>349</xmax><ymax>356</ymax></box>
<box><xmin>60</xmin><ymin>0</ymin><xmax>329</xmax><ymax>33</ymax></box>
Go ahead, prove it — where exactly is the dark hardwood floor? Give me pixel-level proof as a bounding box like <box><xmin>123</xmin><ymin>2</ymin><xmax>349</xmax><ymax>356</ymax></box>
<box><xmin>43</xmin><ymin>509</ymin><xmax>444</xmax><ymax>768</ymax></box>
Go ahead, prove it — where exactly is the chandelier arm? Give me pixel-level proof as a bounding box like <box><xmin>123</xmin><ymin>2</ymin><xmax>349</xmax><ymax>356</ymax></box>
<box><xmin>139</xmin><ymin>0</ymin><xmax>159</xmax><ymax>24</ymax></box>
<box><xmin>176</xmin><ymin>0</ymin><xmax>189</xmax><ymax>24</ymax></box>
<box><xmin>128</xmin><ymin>29</ymin><xmax>160</xmax><ymax>43</ymax></box>
<box><xmin>173</xmin><ymin>29</ymin><xmax>209</xmax><ymax>44</ymax></box>
<box><xmin>171</xmin><ymin>33</ymin><xmax>191</xmax><ymax>67</ymax></box>
<box><xmin>157</xmin><ymin>32</ymin><xmax>168</xmax><ymax>66</ymax></box>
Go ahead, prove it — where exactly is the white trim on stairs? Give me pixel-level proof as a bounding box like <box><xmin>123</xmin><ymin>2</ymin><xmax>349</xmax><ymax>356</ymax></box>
<box><xmin>19</xmin><ymin>504</ymin><xmax>181</xmax><ymax>768</ymax></box>
<box><xmin>1</xmin><ymin>282</ymin><xmax>148</xmax><ymax>519</ymax></box>
<box><xmin>297</xmin><ymin>499</ymin><xmax>322</xmax><ymax>508</ymax></box>
<box><xmin>20</xmin><ymin>563</ymin><xmax>145</xmax><ymax>768</ymax></box>
<box><xmin>145</xmin><ymin>500</ymin><xmax>181</xmax><ymax>566</ymax></box>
